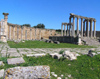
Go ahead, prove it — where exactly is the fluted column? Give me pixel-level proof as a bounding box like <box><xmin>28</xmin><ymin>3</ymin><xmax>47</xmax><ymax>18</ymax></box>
<box><xmin>83</xmin><ymin>21</ymin><xmax>85</xmax><ymax>36</ymax></box>
<box><xmin>25</xmin><ymin>30</ymin><xmax>27</xmax><ymax>40</ymax></box>
<box><xmin>94</xmin><ymin>20</ymin><xmax>96</xmax><ymax>37</ymax></box>
<box><xmin>13</xmin><ymin>26</ymin><xmax>15</xmax><ymax>40</ymax></box>
<box><xmin>81</xmin><ymin>18</ymin><xmax>83</xmax><ymax>37</ymax></box>
<box><xmin>72</xmin><ymin>16</ymin><xmax>75</xmax><ymax>37</ymax></box>
<box><xmin>61</xmin><ymin>24</ymin><xmax>63</xmax><ymax>36</ymax></box>
<box><xmin>64</xmin><ymin>24</ymin><xmax>66</xmax><ymax>36</ymax></box>
<box><xmin>77</xmin><ymin>17</ymin><xmax>79</xmax><ymax>35</ymax></box>
<box><xmin>90</xmin><ymin>19</ymin><xmax>93</xmax><ymax>37</ymax></box>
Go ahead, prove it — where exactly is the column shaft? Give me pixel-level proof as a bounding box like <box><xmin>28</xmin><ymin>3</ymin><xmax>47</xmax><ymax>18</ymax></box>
<box><xmin>61</xmin><ymin>24</ymin><xmax>63</xmax><ymax>36</ymax></box>
<box><xmin>21</xmin><ymin>28</ymin><xmax>23</xmax><ymax>40</ymax></box>
<box><xmin>90</xmin><ymin>20</ymin><xmax>93</xmax><ymax>37</ymax></box>
<box><xmin>67</xmin><ymin>25</ymin><xmax>68</xmax><ymax>36</ymax></box>
<box><xmin>72</xmin><ymin>17</ymin><xmax>75</xmax><ymax>37</ymax></box>
<box><xmin>13</xmin><ymin>26</ymin><xmax>15</xmax><ymax>40</ymax></box>
<box><xmin>77</xmin><ymin>17</ymin><xmax>79</xmax><ymax>35</ymax></box>
<box><xmin>9</xmin><ymin>26</ymin><xmax>11</xmax><ymax>40</ymax></box>
<box><xmin>64</xmin><ymin>25</ymin><xmax>66</xmax><ymax>36</ymax></box>
<box><xmin>87</xmin><ymin>20</ymin><xmax>89</xmax><ymax>37</ymax></box>
<box><xmin>69</xmin><ymin>18</ymin><xmax>71</xmax><ymax>36</ymax></box>
<box><xmin>94</xmin><ymin>21</ymin><xmax>96</xmax><ymax>37</ymax></box>
<box><xmin>81</xmin><ymin>18</ymin><xmax>83</xmax><ymax>37</ymax></box>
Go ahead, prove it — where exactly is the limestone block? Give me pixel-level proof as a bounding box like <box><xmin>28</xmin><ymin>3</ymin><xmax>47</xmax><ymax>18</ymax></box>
<box><xmin>4</xmin><ymin>66</ymin><xmax>50</xmax><ymax>79</ymax></box>
<box><xmin>0</xmin><ymin>69</ymin><xmax>4</xmax><ymax>78</ymax></box>
<box><xmin>7</xmin><ymin>57</ymin><xmax>25</xmax><ymax>65</ymax></box>
<box><xmin>0</xmin><ymin>61</ymin><xmax>4</xmax><ymax>66</ymax></box>
<box><xmin>62</xmin><ymin>51</ymin><xmax>77</xmax><ymax>60</ymax></box>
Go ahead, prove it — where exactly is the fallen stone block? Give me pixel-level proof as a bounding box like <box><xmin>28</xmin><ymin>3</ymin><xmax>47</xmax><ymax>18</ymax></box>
<box><xmin>0</xmin><ymin>69</ymin><xmax>4</xmax><ymax>78</ymax></box>
<box><xmin>4</xmin><ymin>66</ymin><xmax>50</xmax><ymax>79</ymax></box>
<box><xmin>27</xmin><ymin>53</ymin><xmax>46</xmax><ymax>57</ymax></box>
<box><xmin>7</xmin><ymin>57</ymin><xmax>25</xmax><ymax>65</ymax></box>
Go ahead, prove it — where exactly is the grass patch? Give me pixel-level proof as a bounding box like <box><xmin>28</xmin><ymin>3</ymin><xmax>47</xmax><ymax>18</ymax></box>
<box><xmin>1</xmin><ymin>54</ymin><xmax>100</xmax><ymax>79</ymax></box>
<box><xmin>7</xmin><ymin>41</ymin><xmax>94</xmax><ymax>48</ymax></box>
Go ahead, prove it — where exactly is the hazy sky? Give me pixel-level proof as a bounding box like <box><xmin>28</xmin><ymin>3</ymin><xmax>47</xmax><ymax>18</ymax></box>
<box><xmin>0</xmin><ymin>0</ymin><xmax>99</xmax><ymax>30</ymax></box>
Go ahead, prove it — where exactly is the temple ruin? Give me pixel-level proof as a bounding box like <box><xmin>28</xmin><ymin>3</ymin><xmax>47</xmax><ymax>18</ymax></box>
<box><xmin>61</xmin><ymin>13</ymin><xmax>96</xmax><ymax>37</ymax></box>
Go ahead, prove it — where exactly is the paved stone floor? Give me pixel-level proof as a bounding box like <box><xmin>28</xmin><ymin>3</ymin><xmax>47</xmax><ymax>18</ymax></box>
<box><xmin>0</xmin><ymin>43</ymin><xmax>99</xmax><ymax>58</ymax></box>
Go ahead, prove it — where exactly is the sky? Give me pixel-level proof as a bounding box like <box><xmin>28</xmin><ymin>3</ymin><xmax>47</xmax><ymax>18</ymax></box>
<box><xmin>0</xmin><ymin>0</ymin><xmax>100</xmax><ymax>30</ymax></box>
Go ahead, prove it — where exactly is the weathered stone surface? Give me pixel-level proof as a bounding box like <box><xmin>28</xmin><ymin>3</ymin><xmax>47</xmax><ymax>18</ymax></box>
<box><xmin>7</xmin><ymin>57</ymin><xmax>25</xmax><ymax>65</ymax></box>
<box><xmin>27</xmin><ymin>53</ymin><xmax>46</xmax><ymax>57</ymax></box>
<box><xmin>62</xmin><ymin>51</ymin><xmax>77</xmax><ymax>60</ymax></box>
<box><xmin>54</xmin><ymin>41</ymin><xmax>60</xmax><ymax>44</ymax></box>
<box><xmin>4</xmin><ymin>66</ymin><xmax>50</xmax><ymax>79</ymax></box>
<box><xmin>0</xmin><ymin>69</ymin><xmax>4</xmax><ymax>78</ymax></box>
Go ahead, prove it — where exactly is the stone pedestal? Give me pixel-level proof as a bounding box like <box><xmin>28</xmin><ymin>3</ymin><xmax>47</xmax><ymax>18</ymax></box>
<box><xmin>77</xmin><ymin>34</ymin><xmax>82</xmax><ymax>45</ymax></box>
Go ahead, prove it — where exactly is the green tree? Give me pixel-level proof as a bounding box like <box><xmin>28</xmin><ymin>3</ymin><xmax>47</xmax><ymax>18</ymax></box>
<box><xmin>22</xmin><ymin>24</ymin><xmax>31</xmax><ymax>27</ymax></box>
<box><xmin>33</xmin><ymin>23</ymin><xmax>45</xmax><ymax>28</ymax></box>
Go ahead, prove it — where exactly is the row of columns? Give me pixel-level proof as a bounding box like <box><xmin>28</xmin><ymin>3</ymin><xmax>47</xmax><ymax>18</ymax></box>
<box><xmin>8</xmin><ymin>26</ymin><xmax>42</xmax><ymax>40</ymax></box>
<box><xmin>61</xmin><ymin>13</ymin><xmax>96</xmax><ymax>38</ymax></box>
<box><xmin>61</xmin><ymin>23</ymin><xmax>73</xmax><ymax>36</ymax></box>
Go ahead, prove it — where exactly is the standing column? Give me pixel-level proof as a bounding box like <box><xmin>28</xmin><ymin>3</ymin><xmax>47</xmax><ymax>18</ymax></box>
<box><xmin>94</xmin><ymin>20</ymin><xmax>96</xmax><ymax>37</ymax></box>
<box><xmin>9</xmin><ymin>26</ymin><xmax>11</xmax><ymax>40</ymax></box>
<box><xmin>17</xmin><ymin>27</ymin><xmax>19</xmax><ymax>40</ymax></box>
<box><xmin>72</xmin><ymin>16</ymin><xmax>75</xmax><ymax>37</ymax></box>
<box><xmin>13</xmin><ymin>26</ymin><xmax>15</xmax><ymax>40</ymax></box>
<box><xmin>25</xmin><ymin>30</ymin><xmax>27</xmax><ymax>40</ymax></box>
<box><xmin>90</xmin><ymin>19</ymin><xmax>93</xmax><ymax>37</ymax></box>
<box><xmin>21</xmin><ymin>27</ymin><xmax>23</xmax><ymax>40</ymax></box>
<box><xmin>61</xmin><ymin>24</ymin><xmax>63</xmax><ymax>36</ymax></box>
<box><xmin>3</xmin><ymin>13</ymin><xmax>9</xmax><ymax>40</ymax></box>
<box><xmin>39</xmin><ymin>29</ymin><xmax>41</xmax><ymax>39</ymax></box>
<box><xmin>87</xmin><ymin>19</ymin><xmax>89</xmax><ymax>37</ymax></box>
<box><xmin>30</xmin><ymin>29</ymin><xmax>32</xmax><ymax>40</ymax></box>
<box><xmin>81</xmin><ymin>18</ymin><xmax>83</xmax><ymax>37</ymax></box>
<box><xmin>77</xmin><ymin>17</ymin><xmax>79</xmax><ymax>35</ymax></box>
<box><xmin>64</xmin><ymin>24</ymin><xmax>66</xmax><ymax>36</ymax></box>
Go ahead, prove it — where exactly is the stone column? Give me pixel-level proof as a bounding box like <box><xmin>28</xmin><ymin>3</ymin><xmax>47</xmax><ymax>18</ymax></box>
<box><xmin>35</xmin><ymin>28</ymin><xmax>36</xmax><ymax>40</ymax></box>
<box><xmin>64</xmin><ymin>24</ymin><xmax>66</xmax><ymax>36</ymax></box>
<box><xmin>61</xmin><ymin>24</ymin><xmax>63</xmax><ymax>36</ymax></box>
<box><xmin>77</xmin><ymin>17</ymin><xmax>79</xmax><ymax>35</ymax></box>
<box><xmin>81</xmin><ymin>18</ymin><xmax>83</xmax><ymax>37</ymax></box>
<box><xmin>94</xmin><ymin>20</ymin><xmax>96</xmax><ymax>37</ymax></box>
<box><xmin>25</xmin><ymin>30</ymin><xmax>27</xmax><ymax>40</ymax></box>
<box><xmin>21</xmin><ymin>27</ymin><xmax>23</xmax><ymax>40</ymax></box>
<box><xmin>3</xmin><ymin>13</ymin><xmax>9</xmax><ymax>40</ymax></box>
<box><xmin>9</xmin><ymin>26</ymin><xmax>11</xmax><ymax>40</ymax></box>
<box><xmin>90</xmin><ymin>19</ymin><xmax>93</xmax><ymax>37</ymax></box>
<box><xmin>72</xmin><ymin>16</ymin><xmax>75</xmax><ymax>37</ymax></box>
<box><xmin>13</xmin><ymin>26</ymin><xmax>15</xmax><ymax>40</ymax></box>
<box><xmin>17</xmin><ymin>27</ymin><xmax>19</xmax><ymax>40</ymax></box>
<box><xmin>87</xmin><ymin>19</ymin><xmax>89</xmax><ymax>37</ymax></box>
<box><xmin>30</xmin><ymin>29</ymin><xmax>32</xmax><ymax>40</ymax></box>
<box><xmin>39</xmin><ymin>29</ymin><xmax>41</xmax><ymax>39</ymax></box>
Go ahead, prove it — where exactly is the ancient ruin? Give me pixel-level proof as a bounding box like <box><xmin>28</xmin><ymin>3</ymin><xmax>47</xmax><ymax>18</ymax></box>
<box><xmin>0</xmin><ymin>13</ymin><xmax>57</xmax><ymax>42</ymax></box>
<box><xmin>61</xmin><ymin>13</ymin><xmax>96</xmax><ymax>37</ymax></box>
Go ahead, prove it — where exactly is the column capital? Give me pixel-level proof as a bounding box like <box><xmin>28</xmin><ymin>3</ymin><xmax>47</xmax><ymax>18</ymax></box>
<box><xmin>3</xmin><ymin>13</ymin><xmax>9</xmax><ymax>20</ymax></box>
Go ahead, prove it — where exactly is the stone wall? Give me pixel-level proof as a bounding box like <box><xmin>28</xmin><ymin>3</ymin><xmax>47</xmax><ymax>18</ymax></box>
<box><xmin>0</xmin><ymin>23</ymin><xmax>57</xmax><ymax>40</ymax></box>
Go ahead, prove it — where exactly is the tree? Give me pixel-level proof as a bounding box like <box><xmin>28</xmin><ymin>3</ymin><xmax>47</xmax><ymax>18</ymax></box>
<box><xmin>22</xmin><ymin>24</ymin><xmax>31</xmax><ymax>27</ymax></box>
<box><xmin>33</xmin><ymin>23</ymin><xmax>45</xmax><ymax>28</ymax></box>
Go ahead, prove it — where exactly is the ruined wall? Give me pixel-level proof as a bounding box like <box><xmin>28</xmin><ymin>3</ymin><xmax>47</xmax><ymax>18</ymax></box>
<box><xmin>7</xmin><ymin>23</ymin><xmax>57</xmax><ymax>40</ymax></box>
